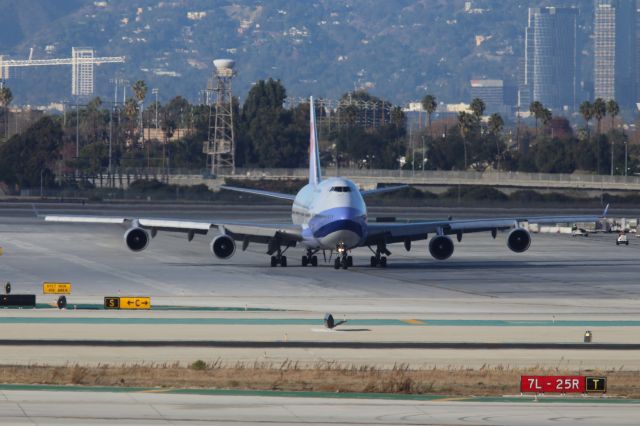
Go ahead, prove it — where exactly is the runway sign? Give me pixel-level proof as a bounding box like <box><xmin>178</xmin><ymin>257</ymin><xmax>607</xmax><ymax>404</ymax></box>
<box><xmin>0</xmin><ymin>294</ymin><xmax>36</xmax><ymax>307</ymax></box>
<box><xmin>104</xmin><ymin>297</ymin><xmax>151</xmax><ymax>310</ymax></box>
<box><xmin>520</xmin><ymin>376</ymin><xmax>585</xmax><ymax>393</ymax></box>
<box><xmin>43</xmin><ymin>282</ymin><xmax>71</xmax><ymax>294</ymax></box>
<box><xmin>104</xmin><ymin>297</ymin><xmax>120</xmax><ymax>309</ymax></box>
<box><xmin>586</xmin><ymin>377</ymin><xmax>607</xmax><ymax>393</ymax></box>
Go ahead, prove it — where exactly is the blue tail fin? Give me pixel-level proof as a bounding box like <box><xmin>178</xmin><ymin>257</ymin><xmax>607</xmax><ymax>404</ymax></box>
<box><xmin>309</xmin><ymin>96</ymin><xmax>322</xmax><ymax>186</ymax></box>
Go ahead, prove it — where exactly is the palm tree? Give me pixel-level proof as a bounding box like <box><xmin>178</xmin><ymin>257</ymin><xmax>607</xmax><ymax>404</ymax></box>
<box><xmin>592</xmin><ymin>98</ymin><xmax>606</xmax><ymax>135</ymax></box>
<box><xmin>0</xmin><ymin>86</ymin><xmax>13</xmax><ymax>139</ymax></box>
<box><xmin>487</xmin><ymin>113</ymin><xmax>504</xmax><ymax>135</ymax></box>
<box><xmin>458</xmin><ymin>111</ymin><xmax>474</xmax><ymax>170</ymax></box>
<box><xmin>541</xmin><ymin>108</ymin><xmax>552</xmax><ymax>128</ymax></box>
<box><xmin>132</xmin><ymin>80</ymin><xmax>148</xmax><ymax>144</ymax></box>
<box><xmin>606</xmin><ymin>99</ymin><xmax>620</xmax><ymax>176</ymax></box>
<box><xmin>529</xmin><ymin>101</ymin><xmax>543</xmax><ymax>134</ymax></box>
<box><xmin>579</xmin><ymin>101</ymin><xmax>593</xmax><ymax>139</ymax></box>
<box><xmin>470</xmin><ymin>98</ymin><xmax>486</xmax><ymax>119</ymax></box>
<box><xmin>488</xmin><ymin>113</ymin><xmax>504</xmax><ymax>170</ymax></box>
<box><xmin>123</xmin><ymin>97</ymin><xmax>139</xmax><ymax>145</ymax></box>
<box><xmin>421</xmin><ymin>94</ymin><xmax>437</xmax><ymax>135</ymax></box>
<box><xmin>606</xmin><ymin>99</ymin><xmax>619</xmax><ymax>132</ymax></box>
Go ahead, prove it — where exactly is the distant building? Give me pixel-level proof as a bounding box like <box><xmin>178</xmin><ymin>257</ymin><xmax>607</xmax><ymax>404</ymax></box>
<box><xmin>519</xmin><ymin>7</ymin><xmax>578</xmax><ymax>111</ymax></box>
<box><xmin>470</xmin><ymin>79</ymin><xmax>504</xmax><ymax>113</ymax></box>
<box><xmin>594</xmin><ymin>0</ymin><xmax>637</xmax><ymax>108</ymax></box>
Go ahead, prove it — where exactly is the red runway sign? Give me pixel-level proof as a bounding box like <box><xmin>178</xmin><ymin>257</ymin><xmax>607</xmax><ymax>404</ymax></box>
<box><xmin>520</xmin><ymin>376</ymin><xmax>585</xmax><ymax>393</ymax></box>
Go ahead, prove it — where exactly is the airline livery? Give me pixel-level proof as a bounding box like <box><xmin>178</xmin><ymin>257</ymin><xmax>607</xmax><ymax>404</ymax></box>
<box><xmin>45</xmin><ymin>97</ymin><xmax>605</xmax><ymax>269</ymax></box>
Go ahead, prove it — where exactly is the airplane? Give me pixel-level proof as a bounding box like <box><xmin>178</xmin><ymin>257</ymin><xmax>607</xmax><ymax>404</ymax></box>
<box><xmin>45</xmin><ymin>97</ymin><xmax>606</xmax><ymax>270</ymax></box>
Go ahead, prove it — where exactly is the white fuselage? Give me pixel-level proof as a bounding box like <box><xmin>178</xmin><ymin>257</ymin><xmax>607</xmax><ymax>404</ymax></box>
<box><xmin>292</xmin><ymin>178</ymin><xmax>367</xmax><ymax>250</ymax></box>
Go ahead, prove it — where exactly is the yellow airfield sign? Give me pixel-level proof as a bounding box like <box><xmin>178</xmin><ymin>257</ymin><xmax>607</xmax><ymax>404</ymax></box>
<box><xmin>0</xmin><ymin>247</ymin><xmax>4</xmax><ymax>256</ymax></box>
<box><xmin>43</xmin><ymin>282</ymin><xmax>71</xmax><ymax>294</ymax></box>
<box><xmin>104</xmin><ymin>297</ymin><xmax>151</xmax><ymax>310</ymax></box>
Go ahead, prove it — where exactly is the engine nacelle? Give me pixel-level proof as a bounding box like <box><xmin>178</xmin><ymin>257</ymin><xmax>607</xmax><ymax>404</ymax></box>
<box><xmin>124</xmin><ymin>227</ymin><xmax>149</xmax><ymax>252</ymax></box>
<box><xmin>507</xmin><ymin>228</ymin><xmax>531</xmax><ymax>253</ymax></box>
<box><xmin>428</xmin><ymin>235</ymin><xmax>454</xmax><ymax>260</ymax></box>
<box><xmin>211</xmin><ymin>235</ymin><xmax>236</xmax><ymax>259</ymax></box>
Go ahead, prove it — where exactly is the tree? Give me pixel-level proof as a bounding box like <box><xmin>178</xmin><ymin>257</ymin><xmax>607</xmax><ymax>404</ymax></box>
<box><xmin>487</xmin><ymin>113</ymin><xmax>504</xmax><ymax>135</ymax></box>
<box><xmin>421</xmin><ymin>94</ymin><xmax>437</xmax><ymax>135</ymax></box>
<box><xmin>606</xmin><ymin>99</ymin><xmax>620</xmax><ymax>131</ymax></box>
<box><xmin>123</xmin><ymin>98</ymin><xmax>139</xmax><ymax>145</ymax></box>
<box><xmin>0</xmin><ymin>116</ymin><xmax>63</xmax><ymax>189</ymax></box>
<box><xmin>0</xmin><ymin>86</ymin><xmax>13</xmax><ymax>139</ymax></box>
<box><xmin>529</xmin><ymin>101</ymin><xmax>543</xmax><ymax>134</ymax></box>
<box><xmin>239</xmin><ymin>79</ymin><xmax>306</xmax><ymax>168</ymax></box>
<box><xmin>579</xmin><ymin>101</ymin><xmax>593</xmax><ymax>138</ymax></box>
<box><xmin>592</xmin><ymin>98</ymin><xmax>607</xmax><ymax>135</ymax></box>
<box><xmin>132</xmin><ymin>80</ymin><xmax>148</xmax><ymax>145</ymax></box>
<box><xmin>606</xmin><ymin>99</ymin><xmax>620</xmax><ymax>175</ymax></box>
<box><xmin>457</xmin><ymin>111</ymin><xmax>475</xmax><ymax>170</ymax></box>
<box><xmin>470</xmin><ymin>98</ymin><xmax>486</xmax><ymax>119</ymax></box>
<box><xmin>541</xmin><ymin>108</ymin><xmax>552</xmax><ymax>129</ymax></box>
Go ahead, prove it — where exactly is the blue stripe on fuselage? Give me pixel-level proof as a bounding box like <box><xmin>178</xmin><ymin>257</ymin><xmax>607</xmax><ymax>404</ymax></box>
<box><xmin>308</xmin><ymin>207</ymin><xmax>367</xmax><ymax>241</ymax></box>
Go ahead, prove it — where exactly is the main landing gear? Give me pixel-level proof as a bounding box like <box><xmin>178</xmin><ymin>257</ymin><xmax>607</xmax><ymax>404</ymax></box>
<box><xmin>270</xmin><ymin>254</ymin><xmax>287</xmax><ymax>267</ymax></box>
<box><xmin>269</xmin><ymin>243</ymin><xmax>289</xmax><ymax>267</ymax></box>
<box><xmin>368</xmin><ymin>243</ymin><xmax>390</xmax><ymax>268</ymax></box>
<box><xmin>302</xmin><ymin>250</ymin><xmax>319</xmax><ymax>267</ymax></box>
<box><xmin>333</xmin><ymin>242</ymin><xmax>353</xmax><ymax>270</ymax></box>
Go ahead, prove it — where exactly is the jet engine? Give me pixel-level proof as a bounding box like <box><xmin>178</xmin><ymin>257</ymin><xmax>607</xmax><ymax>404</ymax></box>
<box><xmin>211</xmin><ymin>235</ymin><xmax>236</xmax><ymax>259</ymax></box>
<box><xmin>124</xmin><ymin>227</ymin><xmax>150</xmax><ymax>252</ymax></box>
<box><xmin>428</xmin><ymin>235</ymin><xmax>454</xmax><ymax>260</ymax></box>
<box><xmin>507</xmin><ymin>228</ymin><xmax>531</xmax><ymax>253</ymax></box>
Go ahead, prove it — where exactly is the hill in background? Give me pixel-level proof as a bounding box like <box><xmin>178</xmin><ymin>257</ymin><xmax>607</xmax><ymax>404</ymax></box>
<box><xmin>0</xmin><ymin>0</ymin><xmax>594</xmax><ymax>106</ymax></box>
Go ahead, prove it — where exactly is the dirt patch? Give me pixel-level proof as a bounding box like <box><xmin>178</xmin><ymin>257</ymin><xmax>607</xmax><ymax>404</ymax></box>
<box><xmin>1</xmin><ymin>362</ymin><xmax>638</xmax><ymax>397</ymax></box>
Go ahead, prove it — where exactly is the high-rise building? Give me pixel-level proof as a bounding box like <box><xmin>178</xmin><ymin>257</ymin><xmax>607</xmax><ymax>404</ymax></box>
<box><xmin>470</xmin><ymin>79</ymin><xmax>504</xmax><ymax>113</ymax></box>
<box><xmin>594</xmin><ymin>0</ymin><xmax>637</xmax><ymax>107</ymax></box>
<box><xmin>519</xmin><ymin>7</ymin><xmax>578</xmax><ymax>111</ymax></box>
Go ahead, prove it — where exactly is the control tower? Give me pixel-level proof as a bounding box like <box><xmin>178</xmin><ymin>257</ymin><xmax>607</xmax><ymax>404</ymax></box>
<box><xmin>203</xmin><ymin>59</ymin><xmax>236</xmax><ymax>176</ymax></box>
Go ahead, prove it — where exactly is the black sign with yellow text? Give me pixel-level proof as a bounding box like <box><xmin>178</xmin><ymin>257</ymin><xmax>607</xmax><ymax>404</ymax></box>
<box><xmin>585</xmin><ymin>377</ymin><xmax>607</xmax><ymax>393</ymax></box>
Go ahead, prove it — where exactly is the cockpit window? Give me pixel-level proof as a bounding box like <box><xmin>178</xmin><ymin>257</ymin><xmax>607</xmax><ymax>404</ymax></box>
<box><xmin>330</xmin><ymin>186</ymin><xmax>351</xmax><ymax>192</ymax></box>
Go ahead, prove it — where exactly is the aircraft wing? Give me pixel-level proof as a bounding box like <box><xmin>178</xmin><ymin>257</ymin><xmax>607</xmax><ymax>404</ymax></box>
<box><xmin>364</xmin><ymin>212</ymin><xmax>605</xmax><ymax>245</ymax></box>
<box><xmin>360</xmin><ymin>185</ymin><xmax>409</xmax><ymax>197</ymax></box>
<box><xmin>220</xmin><ymin>186</ymin><xmax>296</xmax><ymax>201</ymax></box>
<box><xmin>44</xmin><ymin>215</ymin><xmax>303</xmax><ymax>245</ymax></box>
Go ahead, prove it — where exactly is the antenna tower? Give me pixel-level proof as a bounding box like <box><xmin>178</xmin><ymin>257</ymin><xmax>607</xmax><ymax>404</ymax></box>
<box><xmin>203</xmin><ymin>59</ymin><xmax>236</xmax><ymax>176</ymax></box>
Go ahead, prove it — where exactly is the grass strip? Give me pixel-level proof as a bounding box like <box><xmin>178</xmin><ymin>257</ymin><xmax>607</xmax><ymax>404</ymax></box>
<box><xmin>0</xmin><ymin>363</ymin><xmax>638</xmax><ymax>399</ymax></box>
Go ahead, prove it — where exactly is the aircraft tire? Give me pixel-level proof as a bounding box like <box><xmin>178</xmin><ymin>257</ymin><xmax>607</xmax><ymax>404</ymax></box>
<box><xmin>311</xmin><ymin>256</ymin><xmax>318</xmax><ymax>266</ymax></box>
<box><xmin>334</xmin><ymin>258</ymin><xmax>341</xmax><ymax>269</ymax></box>
<box><xmin>380</xmin><ymin>257</ymin><xmax>387</xmax><ymax>268</ymax></box>
<box><xmin>302</xmin><ymin>256</ymin><xmax>308</xmax><ymax>267</ymax></box>
<box><xmin>370</xmin><ymin>256</ymin><xmax>378</xmax><ymax>267</ymax></box>
<box><xmin>281</xmin><ymin>256</ymin><xmax>287</xmax><ymax>267</ymax></box>
<box><xmin>347</xmin><ymin>256</ymin><xmax>353</xmax><ymax>267</ymax></box>
<box><xmin>270</xmin><ymin>256</ymin><xmax>277</xmax><ymax>267</ymax></box>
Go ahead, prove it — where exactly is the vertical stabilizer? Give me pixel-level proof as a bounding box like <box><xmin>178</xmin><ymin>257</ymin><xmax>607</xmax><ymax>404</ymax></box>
<box><xmin>309</xmin><ymin>96</ymin><xmax>322</xmax><ymax>185</ymax></box>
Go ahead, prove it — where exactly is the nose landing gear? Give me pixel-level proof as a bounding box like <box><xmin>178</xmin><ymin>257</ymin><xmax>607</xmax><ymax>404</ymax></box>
<box><xmin>334</xmin><ymin>243</ymin><xmax>353</xmax><ymax>270</ymax></box>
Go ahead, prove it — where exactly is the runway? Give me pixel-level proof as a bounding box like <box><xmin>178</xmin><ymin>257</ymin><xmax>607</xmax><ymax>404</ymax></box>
<box><xmin>1</xmin><ymin>202</ymin><xmax>640</xmax><ymax>369</ymax></box>
<box><xmin>1</xmin><ymin>202</ymin><xmax>637</xmax><ymax>311</ymax></box>
<box><xmin>1</xmin><ymin>339</ymin><xmax>640</xmax><ymax>350</ymax></box>
<box><xmin>0</xmin><ymin>388</ymin><xmax>638</xmax><ymax>426</ymax></box>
